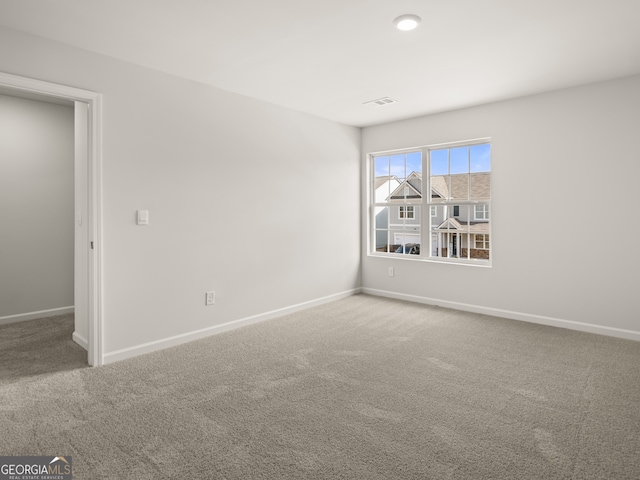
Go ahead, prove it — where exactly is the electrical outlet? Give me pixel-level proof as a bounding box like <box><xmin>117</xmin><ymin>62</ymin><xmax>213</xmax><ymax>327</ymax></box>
<box><xmin>388</xmin><ymin>267</ymin><xmax>394</xmax><ymax>277</ymax></box>
<box><xmin>205</xmin><ymin>291</ymin><xmax>215</xmax><ymax>305</ymax></box>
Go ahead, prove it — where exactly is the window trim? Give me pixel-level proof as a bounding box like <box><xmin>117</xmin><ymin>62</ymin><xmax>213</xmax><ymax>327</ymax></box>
<box><xmin>368</xmin><ymin>138</ymin><xmax>491</xmax><ymax>267</ymax></box>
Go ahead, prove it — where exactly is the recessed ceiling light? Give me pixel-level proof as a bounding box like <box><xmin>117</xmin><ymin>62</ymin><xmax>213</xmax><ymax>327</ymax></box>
<box><xmin>393</xmin><ymin>14</ymin><xmax>422</xmax><ymax>31</ymax></box>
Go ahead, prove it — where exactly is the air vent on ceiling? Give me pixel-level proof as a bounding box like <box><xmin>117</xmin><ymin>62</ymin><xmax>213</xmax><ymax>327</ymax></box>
<box><xmin>363</xmin><ymin>97</ymin><xmax>397</xmax><ymax>107</ymax></box>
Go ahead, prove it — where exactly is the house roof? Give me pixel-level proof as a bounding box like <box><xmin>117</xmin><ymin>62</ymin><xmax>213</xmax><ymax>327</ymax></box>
<box><xmin>387</xmin><ymin>172</ymin><xmax>490</xmax><ymax>201</ymax></box>
<box><xmin>435</xmin><ymin>218</ymin><xmax>490</xmax><ymax>234</ymax></box>
<box><xmin>374</xmin><ymin>175</ymin><xmax>398</xmax><ymax>190</ymax></box>
<box><xmin>389</xmin><ymin>171</ymin><xmax>422</xmax><ymax>200</ymax></box>
<box><xmin>430</xmin><ymin>176</ymin><xmax>448</xmax><ymax>199</ymax></box>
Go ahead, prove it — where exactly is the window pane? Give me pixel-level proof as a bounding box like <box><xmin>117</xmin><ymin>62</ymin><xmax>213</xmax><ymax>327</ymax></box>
<box><xmin>406</xmin><ymin>151</ymin><xmax>422</xmax><ymax>175</ymax></box>
<box><xmin>431</xmin><ymin>149</ymin><xmax>448</xmax><ymax>175</ymax></box>
<box><xmin>431</xmin><ymin>232</ymin><xmax>447</xmax><ymax>258</ymax></box>
<box><xmin>450</xmin><ymin>147</ymin><xmax>469</xmax><ymax>174</ymax></box>
<box><xmin>374</xmin><ymin>206</ymin><xmax>390</xmax><ymax>229</ymax></box>
<box><xmin>474</xmin><ymin>203</ymin><xmax>489</xmax><ymax>220</ymax></box>
<box><xmin>391</xmin><ymin>229</ymin><xmax>421</xmax><ymax>255</ymax></box>
<box><xmin>374</xmin><ymin>156</ymin><xmax>389</xmax><ymax>177</ymax></box>
<box><xmin>462</xmin><ymin>233</ymin><xmax>471</xmax><ymax>259</ymax></box>
<box><xmin>390</xmin><ymin>154</ymin><xmax>406</xmax><ymax>180</ymax></box>
<box><xmin>431</xmin><ymin>204</ymin><xmax>445</xmax><ymax>225</ymax></box>
<box><xmin>374</xmin><ymin>230</ymin><xmax>391</xmax><ymax>252</ymax></box>
<box><xmin>470</xmin><ymin>144</ymin><xmax>491</xmax><ymax>173</ymax></box>
<box><xmin>450</xmin><ymin>174</ymin><xmax>469</xmax><ymax>200</ymax></box>
<box><xmin>392</xmin><ymin>206</ymin><xmax>420</xmax><ymax>225</ymax></box>
<box><xmin>470</xmin><ymin>230</ymin><xmax>490</xmax><ymax>258</ymax></box>
<box><xmin>374</xmin><ymin>156</ymin><xmax>393</xmax><ymax>202</ymax></box>
<box><xmin>470</xmin><ymin>172</ymin><xmax>490</xmax><ymax>200</ymax></box>
<box><xmin>405</xmin><ymin>206</ymin><xmax>415</xmax><ymax>219</ymax></box>
<box><xmin>394</xmin><ymin>243</ymin><xmax>421</xmax><ymax>255</ymax></box>
<box><xmin>431</xmin><ymin>174</ymin><xmax>449</xmax><ymax>202</ymax></box>
<box><xmin>406</xmin><ymin>174</ymin><xmax>422</xmax><ymax>203</ymax></box>
<box><xmin>460</xmin><ymin>205</ymin><xmax>471</xmax><ymax>224</ymax></box>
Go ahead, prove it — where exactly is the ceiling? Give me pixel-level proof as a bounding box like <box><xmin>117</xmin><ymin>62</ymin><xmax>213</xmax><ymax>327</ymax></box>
<box><xmin>0</xmin><ymin>0</ymin><xmax>639</xmax><ymax>127</ymax></box>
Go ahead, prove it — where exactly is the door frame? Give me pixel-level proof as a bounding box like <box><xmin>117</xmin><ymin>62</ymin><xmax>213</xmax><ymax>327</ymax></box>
<box><xmin>0</xmin><ymin>71</ymin><xmax>104</xmax><ymax>366</ymax></box>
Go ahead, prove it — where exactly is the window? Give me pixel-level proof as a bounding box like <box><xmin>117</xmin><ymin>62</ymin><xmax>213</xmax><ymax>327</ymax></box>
<box><xmin>399</xmin><ymin>206</ymin><xmax>415</xmax><ymax>219</ymax></box>
<box><xmin>371</xmin><ymin>139</ymin><xmax>491</xmax><ymax>264</ymax></box>
<box><xmin>372</xmin><ymin>151</ymin><xmax>422</xmax><ymax>253</ymax></box>
<box><xmin>475</xmin><ymin>204</ymin><xmax>489</xmax><ymax>220</ymax></box>
<box><xmin>475</xmin><ymin>234</ymin><xmax>490</xmax><ymax>249</ymax></box>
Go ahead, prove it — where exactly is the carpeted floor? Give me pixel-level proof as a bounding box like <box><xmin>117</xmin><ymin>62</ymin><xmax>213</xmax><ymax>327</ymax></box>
<box><xmin>0</xmin><ymin>313</ymin><xmax>88</xmax><ymax>383</ymax></box>
<box><xmin>1</xmin><ymin>295</ymin><xmax>639</xmax><ymax>479</ymax></box>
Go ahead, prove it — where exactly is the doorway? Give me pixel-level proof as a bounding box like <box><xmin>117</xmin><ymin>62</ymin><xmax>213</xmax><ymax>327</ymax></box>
<box><xmin>0</xmin><ymin>72</ymin><xmax>103</xmax><ymax>366</ymax></box>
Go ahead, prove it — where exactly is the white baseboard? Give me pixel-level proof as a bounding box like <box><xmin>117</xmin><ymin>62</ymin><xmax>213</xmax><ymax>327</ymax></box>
<box><xmin>0</xmin><ymin>306</ymin><xmax>75</xmax><ymax>326</ymax></box>
<box><xmin>362</xmin><ymin>288</ymin><xmax>640</xmax><ymax>342</ymax></box>
<box><xmin>73</xmin><ymin>331</ymin><xmax>88</xmax><ymax>350</ymax></box>
<box><xmin>103</xmin><ymin>288</ymin><xmax>362</xmax><ymax>365</ymax></box>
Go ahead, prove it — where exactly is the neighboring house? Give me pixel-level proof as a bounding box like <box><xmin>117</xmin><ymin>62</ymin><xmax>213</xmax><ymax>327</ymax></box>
<box><xmin>387</xmin><ymin>171</ymin><xmax>422</xmax><ymax>247</ymax></box>
<box><xmin>382</xmin><ymin>171</ymin><xmax>491</xmax><ymax>259</ymax></box>
<box><xmin>374</xmin><ymin>175</ymin><xmax>401</xmax><ymax>250</ymax></box>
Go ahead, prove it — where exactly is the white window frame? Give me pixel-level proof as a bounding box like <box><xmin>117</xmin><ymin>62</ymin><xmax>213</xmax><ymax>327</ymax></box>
<box><xmin>369</xmin><ymin>138</ymin><xmax>491</xmax><ymax>266</ymax></box>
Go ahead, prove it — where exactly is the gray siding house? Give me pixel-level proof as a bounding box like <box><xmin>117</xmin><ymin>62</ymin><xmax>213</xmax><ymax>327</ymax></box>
<box><xmin>380</xmin><ymin>172</ymin><xmax>491</xmax><ymax>259</ymax></box>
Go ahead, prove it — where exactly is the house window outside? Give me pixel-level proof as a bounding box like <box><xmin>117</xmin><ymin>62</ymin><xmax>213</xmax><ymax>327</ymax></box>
<box><xmin>475</xmin><ymin>234</ymin><xmax>490</xmax><ymax>249</ymax></box>
<box><xmin>399</xmin><ymin>206</ymin><xmax>415</xmax><ymax>219</ymax></box>
<box><xmin>371</xmin><ymin>139</ymin><xmax>491</xmax><ymax>264</ymax></box>
<box><xmin>475</xmin><ymin>204</ymin><xmax>489</xmax><ymax>220</ymax></box>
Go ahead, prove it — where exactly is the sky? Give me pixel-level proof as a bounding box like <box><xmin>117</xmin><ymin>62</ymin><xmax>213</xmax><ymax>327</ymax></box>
<box><xmin>375</xmin><ymin>143</ymin><xmax>491</xmax><ymax>178</ymax></box>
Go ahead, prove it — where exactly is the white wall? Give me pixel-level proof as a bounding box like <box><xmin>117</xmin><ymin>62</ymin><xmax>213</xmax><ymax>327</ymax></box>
<box><xmin>362</xmin><ymin>75</ymin><xmax>640</xmax><ymax>338</ymax></box>
<box><xmin>0</xmin><ymin>26</ymin><xmax>361</xmax><ymax>359</ymax></box>
<box><xmin>0</xmin><ymin>94</ymin><xmax>74</xmax><ymax>318</ymax></box>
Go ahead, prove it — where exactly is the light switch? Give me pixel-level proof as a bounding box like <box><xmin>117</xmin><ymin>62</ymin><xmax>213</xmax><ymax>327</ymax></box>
<box><xmin>137</xmin><ymin>210</ymin><xmax>149</xmax><ymax>225</ymax></box>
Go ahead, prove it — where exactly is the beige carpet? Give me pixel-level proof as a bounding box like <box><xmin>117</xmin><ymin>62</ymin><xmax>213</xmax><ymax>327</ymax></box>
<box><xmin>1</xmin><ymin>295</ymin><xmax>639</xmax><ymax>479</ymax></box>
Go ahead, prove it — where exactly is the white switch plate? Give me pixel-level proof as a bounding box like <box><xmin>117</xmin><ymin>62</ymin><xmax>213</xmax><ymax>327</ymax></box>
<box><xmin>388</xmin><ymin>267</ymin><xmax>394</xmax><ymax>277</ymax></box>
<box><xmin>137</xmin><ymin>210</ymin><xmax>149</xmax><ymax>225</ymax></box>
<box><xmin>205</xmin><ymin>291</ymin><xmax>215</xmax><ymax>305</ymax></box>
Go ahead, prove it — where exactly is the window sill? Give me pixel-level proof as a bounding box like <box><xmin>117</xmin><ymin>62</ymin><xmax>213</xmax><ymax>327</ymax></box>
<box><xmin>367</xmin><ymin>251</ymin><xmax>492</xmax><ymax>268</ymax></box>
